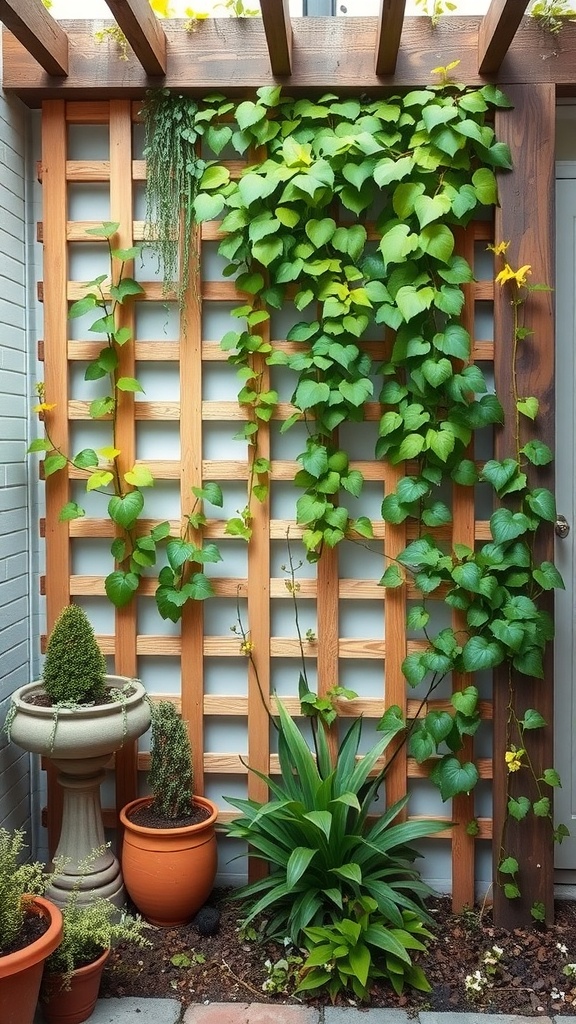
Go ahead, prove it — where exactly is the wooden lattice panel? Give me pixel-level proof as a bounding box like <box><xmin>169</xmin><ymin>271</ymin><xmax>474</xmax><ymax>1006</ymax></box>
<box><xmin>38</xmin><ymin>98</ymin><xmax>498</xmax><ymax>907</ymax></box>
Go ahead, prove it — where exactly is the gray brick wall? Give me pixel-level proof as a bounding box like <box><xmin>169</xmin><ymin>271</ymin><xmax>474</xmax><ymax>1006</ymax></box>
<box><xmin>0</xmin><ymin>67</ymin><xmax>33</xmax><ymax>836</ymax></box>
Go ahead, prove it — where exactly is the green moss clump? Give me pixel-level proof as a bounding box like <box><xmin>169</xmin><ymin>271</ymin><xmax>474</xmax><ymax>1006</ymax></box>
<box><xmin>42</xmin><ymin>605</ymin><xmax>107</xmax><ymax>706</ymax></box>
<box><xmin>148</xmin><ymin>701</ymin><xmax>194</xmax><ymax>820</ymax></box>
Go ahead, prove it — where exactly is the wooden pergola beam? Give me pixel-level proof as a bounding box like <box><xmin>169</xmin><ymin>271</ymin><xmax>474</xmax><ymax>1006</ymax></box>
<box><xmin>0</xmin><ymin>0</ymin><xmax>68</xmax><ymax>77</ymax></box>
<box><xmin>375</xmin><ymin>0</ymin><xmax>406</xmax><ymax>76</ymax></box>
<box><xmin>260</xmin><ymin>0</ymin><xmax>292</xmax><ymax>76</ymax></box>
<box><xmin>103</xmin><ymin>0</ymin><xmax>166</xmax><ymax>77</ymax></box>
<box><xmin>479</xmin><ymin>0</ymin><xmax>531</xmax><ymax>75</ymax></box>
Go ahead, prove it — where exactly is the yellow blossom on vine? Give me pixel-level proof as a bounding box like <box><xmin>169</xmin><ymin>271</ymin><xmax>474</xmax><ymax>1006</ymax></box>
<box><xmin>487</xmin><ymin>240</ymin><xmax>510</xmax><ymax>256</ymax></box>
<box><xmin>496</xmin><ymin>263</ymin><xmax>532</xmax><ymax>288</ymax></box>
<box><xmin>33</xmin><ymin>402</ymin><xmax>56</xmax><ymax>414</ymax></box>
<box><xmin>240</xmin><ymin>639</ymin><xmax>254</xmax><ymax>655</ymax></box>
<box><xmin>505</xmin><ymin>748</ymin><xmax>525</xmax><ymax>773</ymax></box>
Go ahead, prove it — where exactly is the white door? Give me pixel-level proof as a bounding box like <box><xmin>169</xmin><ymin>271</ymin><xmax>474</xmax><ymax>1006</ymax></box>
<box><xmin>554</xmin><ymin>156</ymin><xmax>576</xmax><ymax>876</ymax></box>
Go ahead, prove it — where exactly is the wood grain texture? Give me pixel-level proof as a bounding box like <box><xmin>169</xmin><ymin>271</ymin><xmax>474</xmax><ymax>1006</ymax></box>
<box><xmin>6</xmin><ymin>17</ymin><xmax>576</xmax><ymax>104</ymax></box>
<box><xmin>382</xmin><ymin>461</ymin><xmax>407</xmax><ymax>812</ymax></box>
<box><xmin>103</xmin><ymin>0</ymin><xmax>167</xmax><ymax>75</ymax></box>
<box><xmin>375</xmin><ymin>0</ymin><xmax>407</xmax><ymax>76</ymax></box>
<box><xmin>478</xmin><ymin>0</ymin><xmax>531</xmax><ymax>75</ymax></box>
<box><xmin>181</xmin><ymin>227</ymin><xmax>207</xmax><ymax>795</ymax></box>
<box><xmin>109</xmin><ymin>99</ymin><xmax>139</xmax><ymax>829</ymax></box>
<box><xmin>41</xmin><ymin>101</ymin><xmax>69</xmax><ymax>854</ymax></box>
<box><xmin>0</xmin><ymin>0</ymin><xmax>68</xmax><ymax>76</ymax></box>
<box><xmin>493</xmin><ymin>83</ymin><xmax>555</xmax><ymax>928</ymax></box>
<box><xmin>260</xmin><ymin>0</ymin><xmax>293</xmax><ymax>76</ymax></box>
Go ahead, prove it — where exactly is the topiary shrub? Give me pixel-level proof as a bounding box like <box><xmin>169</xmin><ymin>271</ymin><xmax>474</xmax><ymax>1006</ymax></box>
<box><xmin>42</xmin><ymin>605</ymin><xmax>107</xmax><ymax>706</ymax></box>
<box><xmin>148</xmin><ymin>701</ymin><xmax>194</xmax><ymax>820</ymax></box>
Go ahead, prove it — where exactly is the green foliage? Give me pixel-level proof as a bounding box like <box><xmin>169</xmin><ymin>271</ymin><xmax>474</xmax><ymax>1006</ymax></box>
<box><xmin>296</xmin><ymin>896</ymin><xmax>432</xmax><ymax>1001</ymax></box>
<box><xmin>44</xmin><ymin>890</ymin><xmax>150</xmax><ymax>986</ymax></box>
<box><xmin>42</xmin><ymin>605</ymin><xmax>107</xmax><ymax>706</ymax></box>
<box><xmin>148</xmin><ymin>701</ymin><xmax>195</xmax><ymax>820</ymax></box>
<box><xmin>529</xmin><ymin>0</ymin><xmax>576</xmax><ymax>33</ymax></box>
<box><xmin>0</xmin><ymin>829</ymin><xmax>47</xmax><ymax>953</ymax></box>
<box><xmin>225</xmin><ymin>701</ymin><xmax>447</xmax><ymax>945</ymax></box>
<box><xmin>29</xmin><ymin>225</ymin><xmax>222</xmax><ymax>620</ymax></box>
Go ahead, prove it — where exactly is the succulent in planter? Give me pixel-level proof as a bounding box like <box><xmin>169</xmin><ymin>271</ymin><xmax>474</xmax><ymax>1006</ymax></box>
<box><xmin>0</xmin><ymin>828</ymin><xmax>63</xmax><ymax>1024</ymax></box>
<box><xmin>120</xmin><ymin>701</ymin><xmax>219</xmax><ymax>926</ymax></box>
<box><xmin>41</xmin><ymin>604</ymin><xmax>107</xmax><ymax>706</ymax></box>
<box><xmin>5</xmin><ymin>605</ymin><xmax>151</xmax><ymax>906</ymax></box>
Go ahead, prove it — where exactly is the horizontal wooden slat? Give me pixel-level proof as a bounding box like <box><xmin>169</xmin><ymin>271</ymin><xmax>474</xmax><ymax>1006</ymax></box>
<box><xmin>6</xmin><ymin>17</ymin><xmax>576</xmax><ymax>107</ymax></box>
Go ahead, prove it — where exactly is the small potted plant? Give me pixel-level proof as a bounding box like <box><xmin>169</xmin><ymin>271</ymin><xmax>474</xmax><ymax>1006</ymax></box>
<box><xmin>6</xmin><ymin>605</ymin><xmax>151</xmax><ymax>904</ymax></box>
<box><xmin>39</xmin><ymin>883</ymin><xmax>150</xmax><ymax>1024</ymax></box>
<box><xmin>0</xmin><ymin>828</ymin><xmax>63</xmax><ymax>1024</ymax></box>
<box><xmin>120</xmin><ymin>700</ymin><xmax>218</xmax><ymax>927</ymax></box>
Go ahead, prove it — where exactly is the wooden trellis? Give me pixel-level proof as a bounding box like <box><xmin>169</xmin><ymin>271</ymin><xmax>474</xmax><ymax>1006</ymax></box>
<box><xmin>36</xmin><ymin>96</ymin><xmax>506</xmax><ymax>911</ymax></box>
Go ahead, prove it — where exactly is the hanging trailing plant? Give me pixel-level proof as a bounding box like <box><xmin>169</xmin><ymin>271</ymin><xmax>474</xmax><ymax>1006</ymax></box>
<box><xmin>141</xmin><ymin>89</ymin><xmax>234</xmax><ymax>311</ymax></box>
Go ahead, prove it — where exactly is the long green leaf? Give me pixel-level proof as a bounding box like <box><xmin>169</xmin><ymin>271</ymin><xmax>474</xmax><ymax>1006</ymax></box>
<box><xmin>287</xmin><ymin>846</ymin><xmax>318</xmax><ymax>888</ymax></box>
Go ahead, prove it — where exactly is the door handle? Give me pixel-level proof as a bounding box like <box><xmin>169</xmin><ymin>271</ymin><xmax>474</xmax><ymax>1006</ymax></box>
<box><xmin>555</xmin><ymin>514</ymin><xmax>570</xmax><ymax>538</ymax></box>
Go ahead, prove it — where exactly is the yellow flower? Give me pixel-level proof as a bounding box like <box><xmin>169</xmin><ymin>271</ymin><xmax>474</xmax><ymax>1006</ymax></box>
<box><xmin>487</xmin><ymin>240</ymin><xmax>510</xmax><ymax>256</ymax></box>
<box><xmin>496</xmin><ymin>263</ymin><xmax>532</xmax><ymax>288</ymax></box>
<box><xmin>240</xmin><ymin>639</ymin><xmax>254</xmax><ymax>655</ymax></box>
<box><xmin>505</xmin><ymin>748</ymin><xmax>525</xmax><ymax>772</ymax></box>
<box><xmin>33</xmin><ymin>402</ymin><xmax>57</xmax><ymax>414</ymax></box>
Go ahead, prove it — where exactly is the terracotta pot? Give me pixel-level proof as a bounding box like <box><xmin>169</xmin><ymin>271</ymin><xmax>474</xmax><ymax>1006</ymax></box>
<box><xmin>120</xmin><ymin>795</ymin><xmax>218</xmax><ymax>926</ymax></box>
<box><xmin>0</xmin><ymin>896</ymin><xmax>63</xmax><ymax>1024</ymax></box>
<box><xmin>40</xmin><ymin>947</ymin><xmax>109</xmax><ymax>1024</ymax></box>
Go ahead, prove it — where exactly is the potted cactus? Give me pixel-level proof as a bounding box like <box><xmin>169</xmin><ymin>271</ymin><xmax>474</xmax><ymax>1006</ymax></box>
<box><xmin>120</xmin><ymin>700</ymin><xmax>218</xmax><ymax>927</ymax></box>
<box><xmin>5</xmin><ymin>605</ymin><xmax>151</xmax><ymax>906</ymax></box>
<box><xmin>0</xmin><ymin>828</ymin><xmax>63</xmax><ymax>1024</ymax></box>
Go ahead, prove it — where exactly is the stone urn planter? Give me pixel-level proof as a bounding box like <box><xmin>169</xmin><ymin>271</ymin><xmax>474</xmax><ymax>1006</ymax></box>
<box><xmin>8</xmin><ymin>676</ymin><xmax>151</xmax><ymax>907</ymax></box>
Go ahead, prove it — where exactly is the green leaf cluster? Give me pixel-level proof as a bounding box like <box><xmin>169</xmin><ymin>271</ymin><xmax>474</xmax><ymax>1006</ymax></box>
<box><xmin>226</xmin><ymin>701</ymin><xmax>447</xmax><ymax>944</ymax></box>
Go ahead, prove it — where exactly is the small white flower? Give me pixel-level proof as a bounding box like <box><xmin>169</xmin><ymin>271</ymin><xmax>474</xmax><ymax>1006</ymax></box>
<box><xmin>557</xmin><ymin>942</ymin><xmax>568</xmax><ymax>955</ymax></box>
<box><xmin>492</xmin><ymin>944</ymin><xmax>504</xmax><ymax>956</ymax></box>
<box><xmin>551</xmin><ymin>988</ymin><xmax>566</xmax><ymax>1002</ymax></box>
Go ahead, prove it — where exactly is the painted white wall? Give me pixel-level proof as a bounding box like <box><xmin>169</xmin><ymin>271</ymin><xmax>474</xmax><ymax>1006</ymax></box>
<box><xmin>0</xmin><ymin>49</ymin><xmax>39</xmax><ymax>840</ymax></box>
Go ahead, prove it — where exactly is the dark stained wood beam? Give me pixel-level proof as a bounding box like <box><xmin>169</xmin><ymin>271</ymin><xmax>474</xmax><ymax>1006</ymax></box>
<box><xmin>375</xmin><ymin>0</ymin><xmax>406</xmax><ymax>76</ymax></box>
<box><xmin>492</xmin><ymin>82</ymin><xmax>556</xmax><ymax>928</ymax></box>
<box><xmin>479</xmin><ymin>0</ymin><xmax>531</xmax><ymax>75</ymax></box>
<box><xmin>0</xmin><ymin>0</ymin><xmax>68</xmax><ymax>77</ymax></box>
<box><xmin>260</xmin><ymin>0</ymin><xmax>292</xmax><ymax>76</ymax></box>
<box><xmin>103</xmin><ymin>0</ymin><xmax>166</xmax><ymax>76</ymax></box>
<box><xmin>4</xmin><ymin>16</ymin><xmax>576</xmax><ymax>104</ymax></box>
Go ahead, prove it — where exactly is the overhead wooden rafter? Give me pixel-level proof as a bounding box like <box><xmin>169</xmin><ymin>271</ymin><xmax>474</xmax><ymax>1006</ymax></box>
<box><xmin>375</xmin><ymin>0</ymin><xmax>407</xmax><ymax>76</ymax></box>
<box><xmin>478</xmin><ymin>0</ymin><xmax>531</xmax><ymax>75</ymax></box>
<box><xmin>4</xmin><ymin>16</ymin><xmax>576</xmax><ymax>103</ymax></box>
<box><xmin>0</xmin><ymin>0</ymin><xmax>68</xmax><ymax>77</ymax></box>
<box><xmin>103</xmin><ymin>0</ymin><xmax>167</xmax><ymax>76</ymax></box>
<box><xmin>260</xmin><ymin>0</ymin><xmax>292</xmax><ymax>76</ymax></box>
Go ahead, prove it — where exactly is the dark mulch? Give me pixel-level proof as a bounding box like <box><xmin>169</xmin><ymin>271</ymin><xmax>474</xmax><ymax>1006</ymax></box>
<box><xmin>99</xmin><ymin>890</ymin><xmax>576</xmax><ymax>1014</ymax></box>
<box><xmin>2</xmin><ymin>910</ymin><xmax>49</xmax><ymax>957</ymax></box>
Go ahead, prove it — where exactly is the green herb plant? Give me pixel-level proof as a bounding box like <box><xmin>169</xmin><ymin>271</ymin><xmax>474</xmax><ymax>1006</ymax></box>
<box><xmin>529</xmin><ymin>0</ymin><xmax>576</xmax><ymax>33</ymax></box>
<box><xmin>225</xmin><ymin>700</ymin><xmax>447</xmax><ymax>995</ymax></box>
<box><xmin>29</xmin><ymin>222</ymin><xmax>223</xmax><ymax>620</ymax></box>
<box><xmin>147</xmin><ymin>700</ymin><xmax>195</xmax><ymax>821</ymax></box>
<box><xmin>41</xmin><ymin>604</ymin><xmax>107</xmax><ymax>706</ymax></box>
<box><xmin>0</xmin><ymin>828</ymin><xmax>48</xmax><ymax>955</ymax></box>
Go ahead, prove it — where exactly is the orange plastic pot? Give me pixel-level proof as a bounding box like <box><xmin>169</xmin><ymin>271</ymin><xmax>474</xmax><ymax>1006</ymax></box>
<box><xmin>120</xmin><ymin>795</ymin><xmax>218</xmax><ymax>927</ymax></box>
<box><xmin>40</xmin><ymin>947</ymin><xmax>109</xmax><ymax>1024</ymax></box>
<box><xmin>0</xmin><ymin>896</ymin><xmax>63</xmax><ymax>1024</ymax></box>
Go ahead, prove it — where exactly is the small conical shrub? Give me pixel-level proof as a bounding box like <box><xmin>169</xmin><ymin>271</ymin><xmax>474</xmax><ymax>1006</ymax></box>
<box><xmin>148</xmin><ymin>701</ymin><xmax>194</xmax><ymax>820</ymax></box>
<box><xmin>42</xmin><ymin>605</ymin><xmax>107</xmax><ymax>705</ymax></box>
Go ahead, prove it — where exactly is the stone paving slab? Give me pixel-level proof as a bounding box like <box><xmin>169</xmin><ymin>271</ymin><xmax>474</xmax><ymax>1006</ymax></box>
<box><xmin>66</xmin><ymin>998</ymin><xmax>183</xmax><ymax>1023</ymax></box>
<box><xmin>182</xmin><ymin>1004</ymin><xmax>318</xmax><ymax>1023</ymax></box>
<box><xmin>420</xmin><ymin>1016</ymin><xmax>554</xmax><ymax>1024</ymax></box>
<box><xmin>324</xmin><ymin>1010</ymin><xmax>414</xmax><ymax>1023</ymax></box>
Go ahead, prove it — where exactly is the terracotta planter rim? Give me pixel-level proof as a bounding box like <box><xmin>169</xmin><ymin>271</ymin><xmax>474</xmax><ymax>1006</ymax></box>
<box><xmin>43</xmin><ymin>945</ymin><xmax>110</xmax><ymax>986</ymax></box>
<box><xmin>0</xmin><ymin>896</ymin><xmax>63</xmax><ymax>979</ymax></box>
<box><xmin>120</xmin><ymin>794</ymin><xmax>218</xmax><ymax>836</ymax></box>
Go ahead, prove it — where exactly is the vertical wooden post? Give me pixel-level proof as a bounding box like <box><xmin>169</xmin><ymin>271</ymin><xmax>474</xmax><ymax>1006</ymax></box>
<box><xmin>41</xmin><ymin>100</ymin><xmax>69</xmax><ymax>855</ymax></box>
<box><xmin>493</xmin><ymin>83</ymin><xmax>556</xmax><ymax>927</ymax></box>
<box><xmin>109</xmin><ymin>99</ymin><xmax>139</xmax><ymax>827</ymax></box>
<box><xmin>181</xmin><ymin>225</ymin><xmax>206</xmax><ymax>795</ymax></box>
<box><xmin>383</xmin><ymin>462</ymin><xmax>407</xmax><ymax>811</ymax></box>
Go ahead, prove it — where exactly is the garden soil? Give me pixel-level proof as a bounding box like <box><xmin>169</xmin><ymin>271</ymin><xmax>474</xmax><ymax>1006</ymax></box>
<box><xmin>100</xmin><ymin>891</ymin><xmax>576</xmax><ymax>1015</ymax></box>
